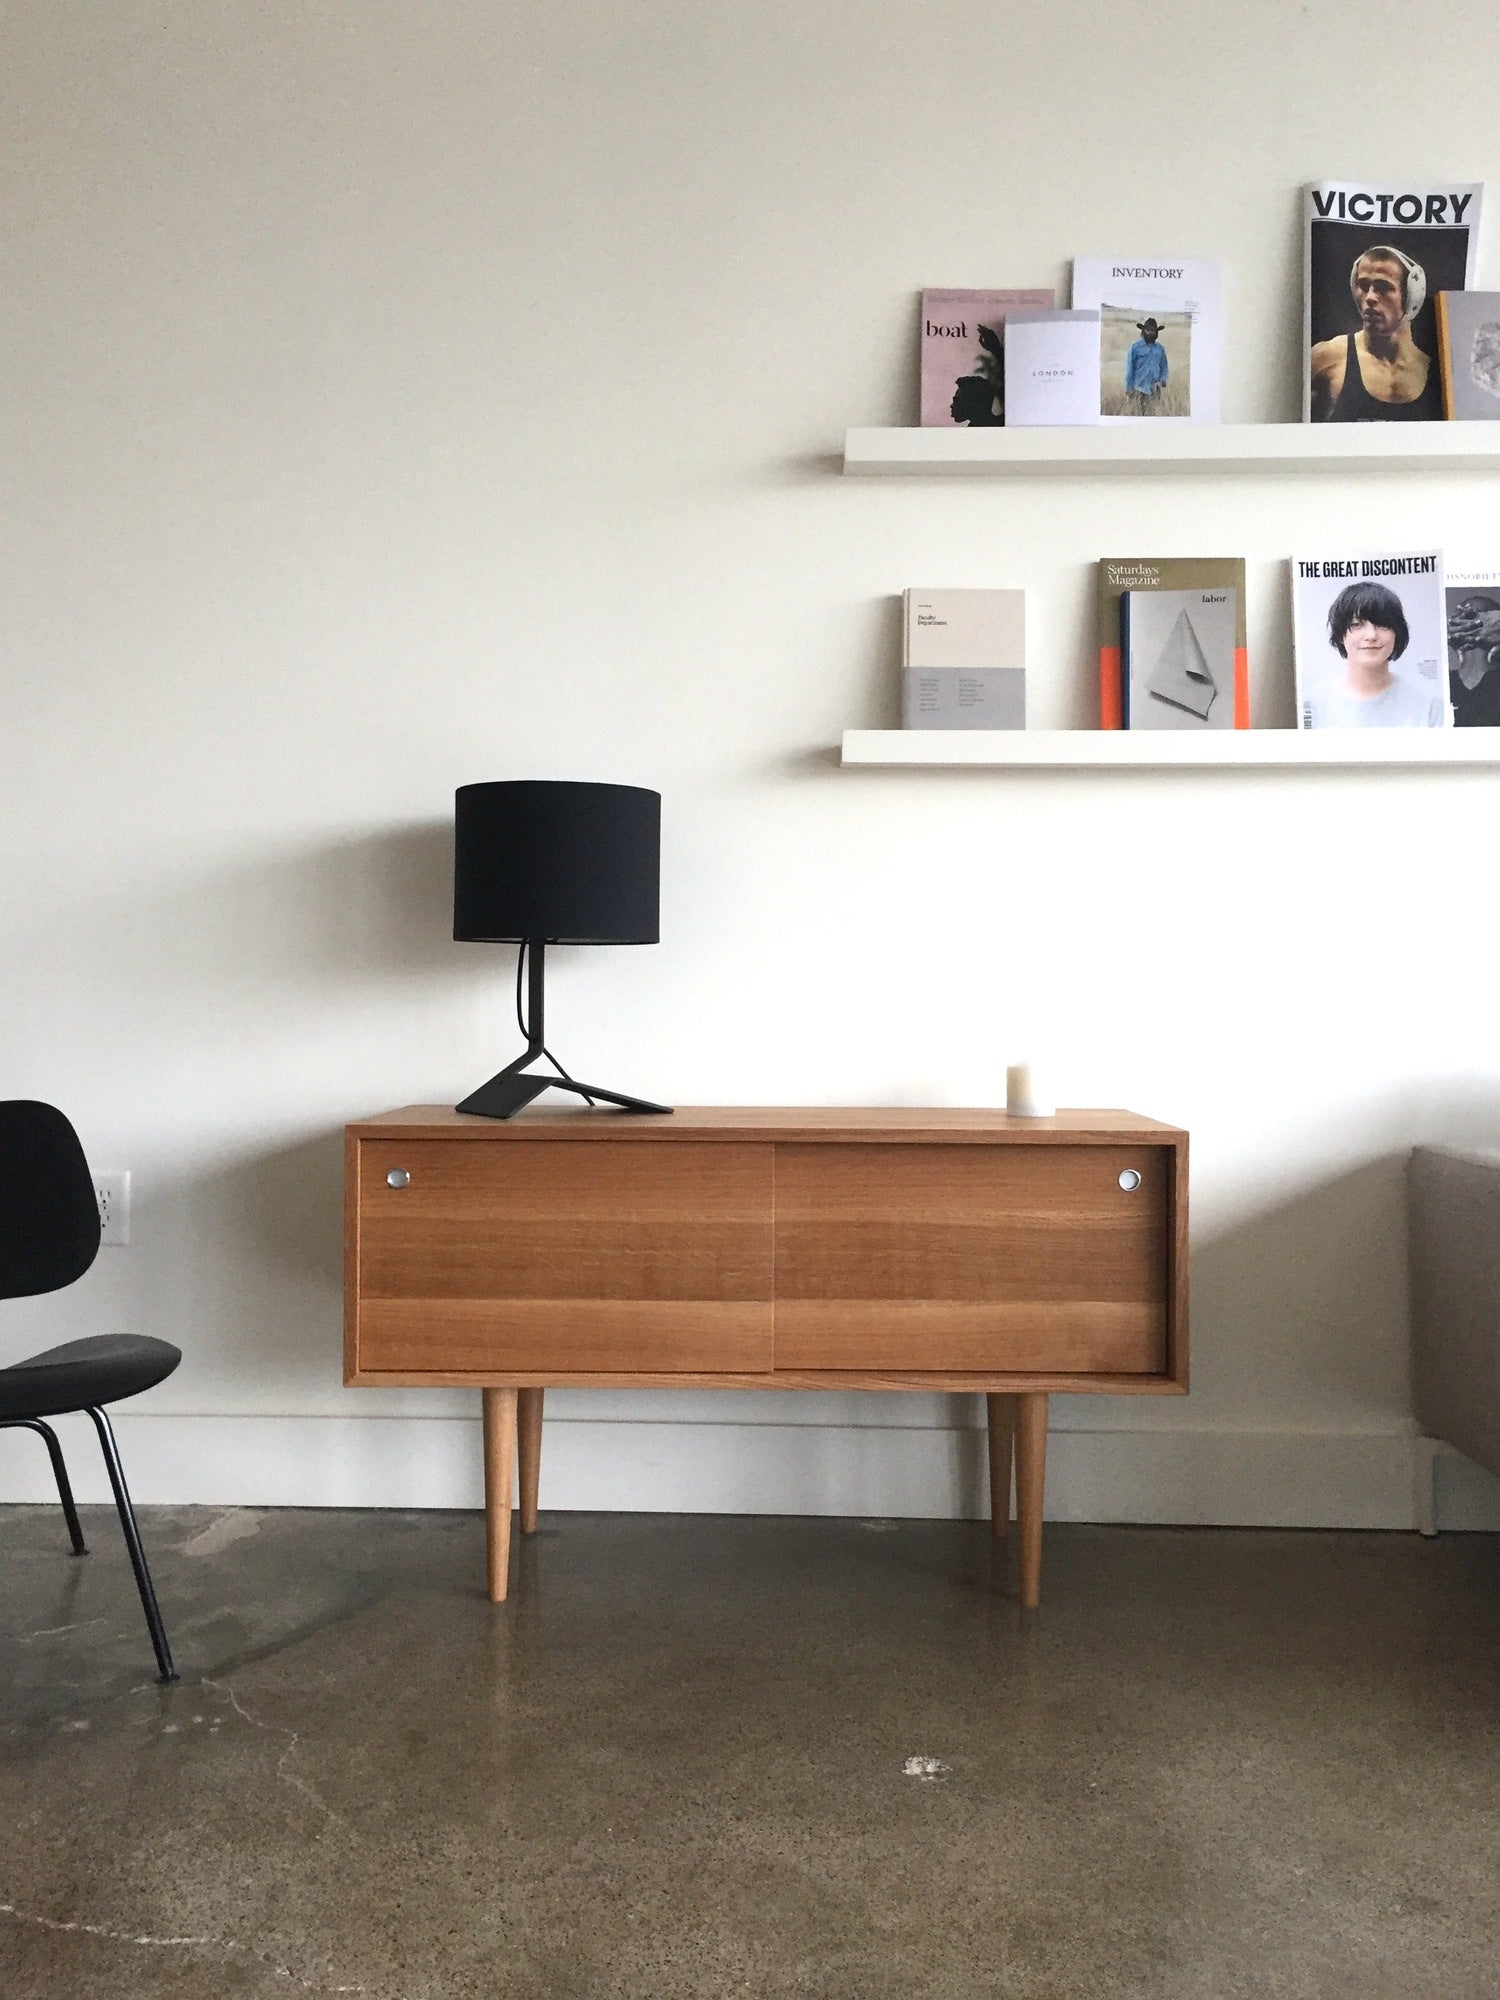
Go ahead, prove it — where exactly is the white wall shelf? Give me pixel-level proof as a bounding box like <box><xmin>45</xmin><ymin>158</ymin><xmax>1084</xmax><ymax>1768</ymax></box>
<box><xmin>843</xmin><ymin>424</ymin><xmax>1500</xmax><ymax>477</ymax></box>
<box><xmin>841</xmin><ymin>729</ymin><xmax>1500</xmax><ymax>769</ymax></box>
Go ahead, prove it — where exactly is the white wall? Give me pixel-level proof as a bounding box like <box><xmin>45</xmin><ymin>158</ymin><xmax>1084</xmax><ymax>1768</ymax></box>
<box><xmin>4</xmin><ymin>0</ymin><xmax>1499</xmax><ymax>1530</ymax></box>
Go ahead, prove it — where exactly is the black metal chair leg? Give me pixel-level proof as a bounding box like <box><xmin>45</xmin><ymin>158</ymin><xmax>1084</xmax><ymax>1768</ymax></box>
<box><xmin>84</xmin><ymin>1406</ymin><xmax>178</xmax><ymax>1683</ymax></box>
<box><xmin>0</xmin><ymin>1416</ymin><xmax>87</xmax><ymax>1554</ymax></box>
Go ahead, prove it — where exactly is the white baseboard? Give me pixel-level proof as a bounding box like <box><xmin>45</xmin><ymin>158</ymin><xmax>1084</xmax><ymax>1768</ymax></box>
<box><xmin>5</xmin><ymin>1410</ymin><xmax>1496</xmax><ymax>1531</ymax></box>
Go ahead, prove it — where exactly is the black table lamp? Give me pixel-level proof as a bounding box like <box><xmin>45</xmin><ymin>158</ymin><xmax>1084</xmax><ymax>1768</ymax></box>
<box><xmin>453</xmin><ymin>780</ymin><xmax>672</xmax><ymax>1120</ymax></box>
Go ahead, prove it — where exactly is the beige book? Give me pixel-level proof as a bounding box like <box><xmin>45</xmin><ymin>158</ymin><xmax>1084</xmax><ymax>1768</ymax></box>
<box><xmin>902</xmin><ymin>588</ymin><xmax>1026</xmax><ymax>729</ymax></box>
<box><xmin>904</xmin><ymin>589</ymin><xmax>1025</xmax><ymax>669</ymax></box>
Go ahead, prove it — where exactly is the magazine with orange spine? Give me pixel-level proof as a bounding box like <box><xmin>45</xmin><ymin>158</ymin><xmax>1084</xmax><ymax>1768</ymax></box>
<box><xmin>1097</xmin><ymin>557</ymin><xmax>1248</xmax><ymax>728</ymax></box>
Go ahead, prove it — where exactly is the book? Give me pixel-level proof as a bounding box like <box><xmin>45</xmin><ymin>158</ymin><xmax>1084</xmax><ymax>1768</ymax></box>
<box><xmin>903</xmin><ymin>588</ymin><xmax>1025</xmax><ymax>729</ymax></box>
<box><xmin>1123</xmin><ymin>588</ymin><xmax>1238</xmax><ymax>730</ymax></box>
<box><xmin>1002</xmin><ymin>310</ymin><xmax>1102</xmax><ymax>427</ymax></box>
<box><xmin>1071</xmin><ymin>258</ymin><xmax>1222</xmax><ymax>422</ymax></box>
<box><xmin>1435</xmin><ymin>293</ymin><xmax>1500</xmax><ymax>419</ymax></box>
<box><xmin>1445</xmin><ymin>571</ymin><xmax>1500</xmax><ymax>726</ymax></box>
<box><xmin>919</xmin><ymin>289</ymin><xmax>1056</xmax><ymax>426</ymax></box>
<box><xmin>1304</xmin><ymin>181</ymin><xmax>1482</xmax><ymax>423</ymax></box>
<box><xmin>1293</xmin><ymin>552</ymin><xmax>1449</xmax><ymax>727</ymax></box>
<box><xmin>1096</xmin><ymin>558</ymin><xmax>1248</xmax><ymax>729</ymax></box>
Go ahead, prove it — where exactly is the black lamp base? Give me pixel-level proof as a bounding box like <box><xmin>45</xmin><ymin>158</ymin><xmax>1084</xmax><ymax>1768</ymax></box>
<box><xmin>456</xmin><ymin>940</ymin><xmax>672</xmax><ymax>1121</ymax></box>
<box><xmin>456</xmin><ymin>1065</ymin><xmax>673</xmax><ymax>1120</ymax></box>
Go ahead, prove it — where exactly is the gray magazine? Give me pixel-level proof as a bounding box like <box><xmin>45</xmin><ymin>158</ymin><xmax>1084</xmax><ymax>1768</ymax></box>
<box><xmin>1440</xmin><ymin>293</ymin><xmax>1500</xmax><ymax>419</ymax></box>
<box><xmin>1125</xmin><ymin>589</ymin><xmax>1237</xmax><ymax>730</ymax></box>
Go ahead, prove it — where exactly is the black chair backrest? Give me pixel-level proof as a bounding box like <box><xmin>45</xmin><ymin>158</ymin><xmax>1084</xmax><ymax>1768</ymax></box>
<box><xmin>0</xmin><ymin>1101</ymin><xmax>102</xmax><ymax>1300</ymax></box>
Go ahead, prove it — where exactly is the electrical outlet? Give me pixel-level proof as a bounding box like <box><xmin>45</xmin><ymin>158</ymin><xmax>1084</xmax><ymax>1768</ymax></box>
<box><xmin>93</xmin><ymin>1171</ymin><xmax>131</xmax><ymax>1247</ymax></box>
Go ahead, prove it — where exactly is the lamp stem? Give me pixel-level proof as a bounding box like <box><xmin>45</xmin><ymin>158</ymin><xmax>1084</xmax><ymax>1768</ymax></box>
<box><xmin>526</xmin><ymin>938</ymin><xmax>546</xmax><ymax>1055</ymax></box>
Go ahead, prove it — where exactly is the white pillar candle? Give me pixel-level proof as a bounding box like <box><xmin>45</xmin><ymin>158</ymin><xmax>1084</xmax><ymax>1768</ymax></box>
<box><xmin>1006</xmin><ymin>1061</ymin><xmax>1054</xmax><ymax>1118</ymax></box>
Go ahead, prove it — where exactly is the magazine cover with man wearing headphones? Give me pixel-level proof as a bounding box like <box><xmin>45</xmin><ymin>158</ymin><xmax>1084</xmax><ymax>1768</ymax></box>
<box><xmin>1304</xmin><ymin>181</ymin><xmax>1482</xmax><ymax>421</ymax></box>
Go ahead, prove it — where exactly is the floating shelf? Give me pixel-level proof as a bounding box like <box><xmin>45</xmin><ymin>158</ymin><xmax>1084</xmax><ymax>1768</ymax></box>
<box><xmin>843</xmin><ymin>423</ymin><xmax>1500</xmax><ymax>477</ymax></box>
<box><xmin>841</xmin><ymin>729</ymin><xmax>1500</xmax><ymax>769</ymax></box>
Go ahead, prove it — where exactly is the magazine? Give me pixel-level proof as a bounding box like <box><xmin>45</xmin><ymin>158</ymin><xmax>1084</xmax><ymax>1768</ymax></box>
<box><xmin>1003</xmin><ymin>310</ymin><xmax>1101</xmax><ymax>426</ymax></box>
<box><xmin>1445</xmin><ymin>571</ymin><xmax>1500</xmax><ymax>726</ymax></box>
<box><xmin>1071</xmin><ymin>259</ymin><xmax>1221</xmax><ymax>423</ymax></box>
<box><xmin>1123</xmin><ymin>589</ymin><xmax>1238</xmax><ymax>730</ymax></box>
<box><xmin>1293</xmin><ymin>552</ymin><xmax>1449</xmax><ymax>727</ymax></box>
<box><xmin>902</xmin><ymin>589</ymin><xmax>1025</xmax><ymax>728</ymax></box>
<box><xmin>1096</xmin><ymin>558</ymin><xmax>1248</xmax><ymax>728</ymax></box>
<box><xmin>1304</xmin><ymin>181</ymin><xmax>1482</xmax><ymax>422</ymax></box>
<box><xmin>1434</xmin><ymin>293</ymin><xmax>1500</xmax><ymax>419</ymax></box>
<box><xmin>919</xmin><ymin>290</ymin><xmax>1056</xmax><ymax>426</ymax></box>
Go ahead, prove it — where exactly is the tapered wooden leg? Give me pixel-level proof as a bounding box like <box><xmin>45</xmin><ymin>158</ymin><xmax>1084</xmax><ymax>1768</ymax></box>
<box><xmin>1015</xmin><ymin>1392</ymin><xmax>1049</xmax><ymax>1610</ymax></box>
<box><xmin>986</xmin><ymin>1393</ymin><xmax>1015</xmax><ymax>1539</ymax></box>
<box><xmin>482</xmin><ymin>1387</ymin><xmax>518</xmax><ymax>1602</ymax></box>
<box><xmin>517</xmin><ymin>1387</ymin><xmax>544</xmax><ymax>1535</ymax></box>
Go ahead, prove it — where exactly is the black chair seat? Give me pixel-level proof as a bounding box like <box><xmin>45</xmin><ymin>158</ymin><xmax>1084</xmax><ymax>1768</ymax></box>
<box><xmin>1</xmin><ymin>1101</ymin><xmax>181</xmax><ymax>1681</ymax></box>
<box><xmin>0</xmin><ymin>1334</ymin><xmax>181</xmax><ymax>1422</ymax></box>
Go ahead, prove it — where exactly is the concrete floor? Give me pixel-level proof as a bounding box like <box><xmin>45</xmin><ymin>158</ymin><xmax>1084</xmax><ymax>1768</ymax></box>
<box><xmin>0</xmin><ymin>1507</ymin><xmax>1496</xmax><ymax>2000</ymax></box>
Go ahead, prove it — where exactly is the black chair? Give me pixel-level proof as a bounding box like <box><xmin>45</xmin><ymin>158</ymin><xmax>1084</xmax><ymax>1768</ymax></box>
<box><xmin>1</xmin><ymin>1100</ymin><xmax>181</xmax><ymax>1682</ymax></box>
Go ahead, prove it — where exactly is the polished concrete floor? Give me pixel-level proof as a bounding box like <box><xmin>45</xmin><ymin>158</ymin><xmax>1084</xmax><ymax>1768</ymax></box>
<box><xmin>0</xmin><ymin>1506</ymin><xmax>1496</xmax><ymax>2000</ymax></box>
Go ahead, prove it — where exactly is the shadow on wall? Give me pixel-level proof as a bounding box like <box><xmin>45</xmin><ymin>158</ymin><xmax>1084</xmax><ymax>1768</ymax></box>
<box><xmin>1188</xmin><ymin>1153</ymin><xmax>1414</xmax><ymax>1419</ymax></box>
<box><xmin>169</xmin><ymin>817</ymin><xmax>460</xmax><ymax>994</ymax></box>
<box><xmin>106</xmin><ymin>821</ymin><xmax>468</xmax><ymax>1396</ymax></box>
<box><xmin>11</xmin><ymin>820</ymin><xmax>463</xmax><ymax>1055</ymax></box>
<box><xmin>246</xmin><ymin>1124</ymin><xmax>347</xmax><ymax>1294</ymax></box>
<box><xmin>1162</xmin><ymin>1077</ymin><xmax>1500</xmax><ymax>1433</ymax></box>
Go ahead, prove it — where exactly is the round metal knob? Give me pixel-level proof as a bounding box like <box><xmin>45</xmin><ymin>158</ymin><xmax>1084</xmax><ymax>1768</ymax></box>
<box><xmin>386</xmin><ymin>1169</ymin><xmax>411</xmax><ymax>1189</ymax></box>
<box><xmin>1118</xmin><ymin>1169</ymin><xmax>1142</xmax><ymax>1192</ymax></box>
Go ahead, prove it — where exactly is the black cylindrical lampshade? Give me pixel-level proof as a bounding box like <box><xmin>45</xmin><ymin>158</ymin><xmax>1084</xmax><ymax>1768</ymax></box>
<box><xmin>453</xmin><ymin>781</ymin><xmax>660</xmax><ymax>943</ymax></box>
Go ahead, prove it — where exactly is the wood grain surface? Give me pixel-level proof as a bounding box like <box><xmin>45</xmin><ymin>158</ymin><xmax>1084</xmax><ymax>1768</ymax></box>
<box><xmin>772</xmin><ymin>1143</ymin><xmax>1167</xmax><ymax>1371</ymax></box>
<box><xmin>350</xmin><ymin>1105</ymin><xmax>1183</xmax><ymax>1143</ymax></box>
<box><xmin>1016</xmin><ymin>1392</ymin><xmax>1049</xmax><ymax>1609</ymax></box>
<box><xmin>517</xmin><ymin>1387</ymin><xmax>543</xmax><ymax>1534</ymax></box>
<box><xmin>772</xmin><ymin>1301</ymin><xmax>1164</xmax><ymax>1374</ymax></box>
<box><xmin>482</xmin><ymin>1387</ymin><xmax>517</xmax><ymax>1602</ymax></box>
<box><xmin>361</xmin><ymin>1139</ymin><xmax>772</xmax><ymax>1299</ymax></box>
<box><xmin>346</xmin><ymin>1116</ymin><xmax>1185</xmax><ymax>1390</ymax></box>
<box><xmin>342</xmin><ymin>1366</ymin><xmax>1185</xmax><ymax>1393</ymax></box>
<box><xmin>359</xmin><ymin>1299</ymin><xmax>773</xmax><ymax>1375</ymax></box>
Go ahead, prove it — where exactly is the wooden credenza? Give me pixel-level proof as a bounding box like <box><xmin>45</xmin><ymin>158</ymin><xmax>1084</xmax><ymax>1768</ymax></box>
<box><xmin>344</xmin><ymin>1106</ymin><xmax>1188</xmax><ymax>1607</ymax></box>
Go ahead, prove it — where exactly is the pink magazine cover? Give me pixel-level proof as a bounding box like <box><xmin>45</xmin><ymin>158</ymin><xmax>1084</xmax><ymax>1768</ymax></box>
<box><xmin>920</xmin><ymin>288</ymin><xmax>1057</xmax><ymax>425</ymax></box>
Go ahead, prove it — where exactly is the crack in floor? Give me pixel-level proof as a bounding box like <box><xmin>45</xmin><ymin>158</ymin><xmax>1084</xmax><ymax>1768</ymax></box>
<box><xmin>200</xmin><ymin>1677</ymin><xmax>351</xmax><ymax>1834</ymax></box>
<box><xmin>23</xmin><ymin>1619</ymin><xmax>108</xmax><ymax>1642</ymax></box>
<box><xmin>0</xmin><ymin>1901</ymin><xmax>365</xmax><ymax>1993</ymax></box>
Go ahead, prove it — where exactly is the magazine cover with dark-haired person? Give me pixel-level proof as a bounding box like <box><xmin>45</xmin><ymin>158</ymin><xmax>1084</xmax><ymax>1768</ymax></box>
<box><xmin>919</xmin><ymin>288</ymin><xmax>1055</xmax><ymax>425</ymax></box>
<box><xmin>1304</xmin><ymin>181</ymin><xmax>1482</xmax><ymax>422</ymax></box>
<box><xmin>1293</xmin><ymin>551</ymin><xmax>1449</xmax><ymax>728</ymax></box>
